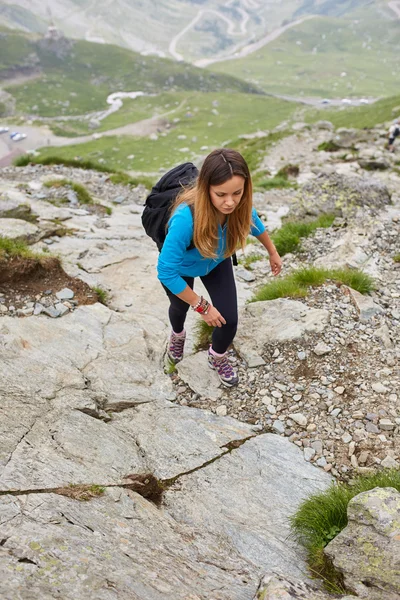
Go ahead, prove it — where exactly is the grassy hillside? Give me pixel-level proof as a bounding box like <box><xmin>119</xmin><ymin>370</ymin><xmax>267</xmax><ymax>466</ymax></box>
<box><xmin>0</xmin><ymin>0</ymin><xmax>371</xmax><ymax>60</ymax></box>
<box><xmin>33</xmin><ymin>92</ymin><xmax>298</xmax><ymax>172</ymax></box>
<box><xmin>210</xmin><ymin>10</ymin><xmax>400</xmax><ymax>98</ymax></box>
<box><xmin>304</xmin><ymin>94</ymin><xmax>400</xmax><ymax>129</ymax></box>
<box><xmin>0</xmin><ymin>30</ymin><xmax>262</xmax><ymax>118</ymax></box>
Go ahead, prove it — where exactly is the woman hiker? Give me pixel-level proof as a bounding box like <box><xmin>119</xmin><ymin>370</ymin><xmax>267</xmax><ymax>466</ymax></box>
<box><xmin>157</xmin><ymin>148</ymin><xmax>282</xmax><ymax>387</ymax></box>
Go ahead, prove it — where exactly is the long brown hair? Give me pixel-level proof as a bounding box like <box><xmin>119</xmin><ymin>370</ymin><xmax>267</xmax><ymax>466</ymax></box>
<box><xmin>170</xmin><ymin>148</ymin><xmax>253</xmax><ymax>258</ymax></box>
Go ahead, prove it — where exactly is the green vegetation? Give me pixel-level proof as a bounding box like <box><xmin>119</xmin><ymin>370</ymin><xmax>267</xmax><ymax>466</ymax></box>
<box><xmin>210</xmin><ymin>12</ymin><xmax>400</xmax><ymax>98</ymax></box>
<box><xmin>317</xmin><ymin>140</ymin><xmax>341</xmax><ymax>152</ymax></box>
<box><xmin>14</xmin><ymin>155</ymin><xmax>154</xmax><ymax>189</ymax></box>
<box><xmin>14</xmin><ymin>154</ymin><xmax>115</xmax><ymax>172</ymax></box>
<box><xmin>0</xmin><ymin>236</ymin><xmax>39</xmax><ymax>259</ymax></box>
<box><xmin>306</xmin><ymin>94</ymin><xmax>400</xmax><ymax>130</ymax></box>
<box><xmin>2</xmin><ymin>32</ymin><xmax>261</xmax><ymax>118</ymax></box>
<box><xmin>255</xmin><ymin>165</ymin><xmax>299</xmax><ymax>190</ymax></box>
<box><xmin>43</xmin><ymin>179</ymin><xmax>93</xmax><ymax>204</ymax></box>
<box><xmin>164</xmin><ymin>359</ymin><xmax>177</xmax><ymax>375</ymax></box>
<box><xmin>92</xmin><ymin>286</ymin><xmax>108</xmax><ymax>305</ymax></box>
<box><xmin>34</xmin><ymin>94</ymin><xmax>296</xmax><ymax>172</ymax></box>
<box><xmin>58</xmin><ymin>483</ymin><xmax>106</xmax><ymax>502</ymax></box>
<box><xmin>290</xmin><ymin>469</ymin><xmax>400</xmax><ymax>593</ymax></box>
<box><xmin>239</xmin><ymin>253</ymin><xmax>263</xmax><ymax>270</ymax></box>
<box><xmin>270</xmin><ymin>214</ymin><xmax>336</xmax><ymax>256</ymax></box>
<box><xmin>193</xmin><ymin>320</ymin><xmax>214</xmax><ymax>351</ymax></box>
<box><xmin>393</xmin><ymin>254</ymin><xmax>400</xmax><ymax>263</ymax></box>
<box><xmin>108</xmin><ymin>172</ymin><xmax>155</xmax><ymax>189</ymax></box>
<box><xmin>251</xmin><ymin>266</ymin><xmax>375</xmax><ymax>302</ymax></box>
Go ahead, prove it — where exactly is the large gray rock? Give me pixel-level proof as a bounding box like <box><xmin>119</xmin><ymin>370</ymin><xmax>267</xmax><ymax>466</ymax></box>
<box><xmin>0</xmin><ymin>300</ymin><xmax>333</xmax><ymax>599</ymax></box>
<box><xmin>0</xmin><ymin>197</ymin><xmax>35</xmax><ymax>221</ymax></box>
<box><xmin>235</xmin><ymin>299</ymin><xmax>329</xmax><ymax>367</ymax></box>
<box><xmin>0</xmin><ymin>217</ymin><xmax>40</xmax><ymax>242</ymax></box>
<box><xmin>325</xmin><ymin>487</ymin><xmax>400</xmax><ymax>599</ymax></box>
<box><xmin>255</xmin><ymin>572</ymin><xmax>354</xmax><ymax>599</ymax></box>
<box><xmin>297</xmin><ymin>173</ymin><xmax>391</xmax><ymax>218</ymax></box>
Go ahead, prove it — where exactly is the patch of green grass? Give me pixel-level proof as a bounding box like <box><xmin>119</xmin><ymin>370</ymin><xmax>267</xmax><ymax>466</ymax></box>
<box><xmin>164</xmin><ymin>359</ymin><xmax>177</xmax><ymax>375</ymax></box>
<box><xmin>43</xmin><ymin>179</ymin><xmax>93</xmax><ymax>204</ymax></box>
<box><xmin>306</xmin><ymin>94</ymin><xmax>400</xmax><ymax>130</ymax></box>
<box><xmin>271</xmin><ymin>214</ymin><xmax>336</xmax><ymax>256</ymax></box>
<box><xmin>0</xmin><ymin>236</ymin><xmax>38</xmax><ymax>259</ymax></box>
<box><xmin>108</xmin><ymin>172</ymin><xmax>154</xmax><ymax>189</ymax></box>
<box><xmin>393</xmin><ymin>254</ymin><xmax>400</xmax><ymax>263</ymax></box>
<box><xmin>105</xmin><ymin>206</ymin><xmax>112</xmax><ymax>216</ymax></box>
<box><xmin>239</xmin><ymin>253</ymin><xmax>264</xmax><ymax>270</ymax></box>
<box><xmin>193</xmin><ymin>320</ymin><xmax>214</xmax><ymax>352</ymax></box>
<box><xmin>251</xmin><ymin>266</ymin><xmax>375</xmax><ymax>302</ymax></box>
<box><xmin>329</xmin><ymin>267</ymin><xmax>376</xmax><ymax>295</ymax></box>
<box><xmin>290</xmin><ymin>469</ymin><xmax>400</xmax><ymax>593</ymax></box>
<box><xmin>317</xmin><ymin>140</ymin><xmax>341</xmax><ymax>152</ymax></box>
<box><xmin>92</xmin><ymin>286</ymin><xmax>108</xmax><ymax>305</ymax></box>
<box><xmin>14</xmin><ymin>154</ymin><xmax>115</xmax><ymax>173</ymax></box>
<box><xmin>35</xmin><ymin>93</ymin><xmax>296</xmax><ymax>172</ymax></box>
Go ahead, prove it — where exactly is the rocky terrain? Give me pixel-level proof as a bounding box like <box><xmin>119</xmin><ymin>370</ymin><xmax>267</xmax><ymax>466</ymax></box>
<box><xmin>0</xmin><ymin>121</ymin><xmax>399</xmax><ymax>599</ymax></box>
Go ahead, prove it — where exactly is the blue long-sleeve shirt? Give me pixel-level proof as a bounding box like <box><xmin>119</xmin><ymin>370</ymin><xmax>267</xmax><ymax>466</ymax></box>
<box><xmin>157</xmin><ymin>204</ymin><xmax>265</xmax><ymax>294</ymax></box>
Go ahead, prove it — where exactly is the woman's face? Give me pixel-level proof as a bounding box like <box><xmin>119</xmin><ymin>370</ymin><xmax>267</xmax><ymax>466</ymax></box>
<box><xmin>209</xmin><ymin>175</ymin><xmax>245</xmax><ymax>216</ymax></box>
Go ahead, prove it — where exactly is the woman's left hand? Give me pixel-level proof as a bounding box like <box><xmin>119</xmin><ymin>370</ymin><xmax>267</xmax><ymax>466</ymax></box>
<box><xmin>269</xmin><ymin>250</ymin><xmax>282</xmax><ymax>276</ymax></box>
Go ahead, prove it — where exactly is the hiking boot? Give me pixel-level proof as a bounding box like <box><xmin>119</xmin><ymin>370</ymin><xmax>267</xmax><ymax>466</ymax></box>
<box><xmin>167</xmin><ymin>330</ymin><xmax>186</xmax><ymax>364</ymax></box>
<box><xmin>208</xmin><ymin>348</ymin><xmax>239</xmax><ymax>387</ymax></box>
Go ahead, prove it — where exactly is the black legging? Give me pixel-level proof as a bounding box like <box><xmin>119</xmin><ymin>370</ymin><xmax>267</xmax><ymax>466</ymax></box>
<box><xmin>162</xmin><ymin>258</ymin><xmax>238</xmax><ymax>354</ymax></box>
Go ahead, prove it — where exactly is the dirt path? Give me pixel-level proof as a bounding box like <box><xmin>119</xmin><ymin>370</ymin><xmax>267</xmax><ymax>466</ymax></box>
<box><xmin>195</xmin><ymin>15</ymin><xmax>315</xmax><ymax>68</ymax></box>
<box><xmin>0</xmin><ymin>97</ymin><xmax>190</xmax><ymax>162</ymax></box>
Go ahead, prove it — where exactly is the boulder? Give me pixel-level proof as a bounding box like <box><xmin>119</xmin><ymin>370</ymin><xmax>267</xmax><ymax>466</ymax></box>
<box><xmin>255</xmin><ymin>572</ymin><xmax>355</xmax><ymax>599</ymax></box>
<box><xmin>0</xmin><ymin>217</ymin><xmax>40</xmax><ymax>243</ymax></box>
<box><xmin>297</xmin><ymin>173</ymin><xmax>391</xmax><ymax>218</ymax></box>
<box><xmin>235</xmin><ymin>299</ymin><xmax>329</xmax><ymax>367</ymax></box>
<box><xmin>0</xmin><ymin>197</ymin><xmax>35</xmax><ymax>222</ymax></box>
<box><xmin>325</xmin><ymin>487</ymin><xmax>400</xmax><ymax>599</ymax></box>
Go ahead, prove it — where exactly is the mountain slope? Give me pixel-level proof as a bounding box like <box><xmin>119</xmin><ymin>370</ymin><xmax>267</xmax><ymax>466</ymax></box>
<box><xmin>0</xmin><ymin>0</ymin><xmax>377</xmax><ymax>62</ymax></box>
<box><xmin>0</xmin><ymin>29</ymin><xmax>262</xmax><ymax>118</ymax></box>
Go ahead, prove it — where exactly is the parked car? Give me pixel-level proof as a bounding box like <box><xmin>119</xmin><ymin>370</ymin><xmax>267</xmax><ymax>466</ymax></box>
<box><xmin>11</xmin><ymin>133</ymin><xmax>27</xmax><ymax>142</ymax></box>
<box><xmin>341</xmin><ymin>98</ymin><xmax>352</xmax><ymax>105</ymax></box>
<box><xmin>321</xmin><ymin>98</ymin><xmax>331</xmax><ymax>104</ymax></box>
<box><xmin>359</xmin><ymin>98</ymin><xmax>369</xmax><ymax>105</ymax></box>
<box><xmin>0</xmin><ymin>126</ymin><xmax>9</xmax><ymax>134</ymax></box>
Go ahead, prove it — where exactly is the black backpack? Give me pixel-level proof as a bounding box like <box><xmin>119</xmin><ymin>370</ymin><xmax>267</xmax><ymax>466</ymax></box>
<box><xmin>142</xmin><ymin>161</ymin><xmax>238</xmax><ymax>265</ymax></box>
<box><xmin>142</xmin><ymin>162</ymin><xmax>198</xmax><ymax>251</ymax></box>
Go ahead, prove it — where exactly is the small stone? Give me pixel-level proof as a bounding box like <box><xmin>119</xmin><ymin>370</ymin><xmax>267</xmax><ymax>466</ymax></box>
<box><xmin>334</xmin><ymin>386</ymin><xmax>345</xmax><ymax>395</ymax></box>
<box><xmin>331</xmin><ymin>408</ymin><xmax>342</xmax><ymax>418</ymax></box>
<box><xmin>358</xmin><ymin>451</ymin><xmax>369</xmax><ymax>464</ymax></box>
<box><xmin>342</xmin><ymin>433</ymin><xmax>352</xmax><ymax>443</ymax></box>
<box><xmin>379</xmin><ymin>418</ymin><xmax>395</xmax><ymax>431</ymax></box>
<box><xmin>297</xmin><ymin>351</ymin><xmax>306</xmax><ymax>361</ymax></box>
<box><xmin>348</xmin><ymin>441</ymin><xmax>356</xmax><ymax>457</ymax></box>
<box><xmin>316</xmin><ymin>456</ymin><xmax>327</xmax><ymax>468</ymax></box>
<box><xmin>56</xmin><ymin>288</ymin><xmax>75</xmax><ymax>301</ymax></box>
<box><xmin>215</xmin><ymin>405</ymin><xmax>227</xmax><ymax>417</ymax></box>
<box><xmin>292</xmin><ymin>394</ymin><xmax>302</xmax><ymax>402</ymax></box>
<box><xmin>303</xmin><ymin>447</ymin><xmax>316</xmax><ymax>462</ymax></box>
<box><xmin>266</xmin><ymin>405</ymin><xmax>276</xmax><ymax>415</ymax></box>
<box><xmin>366</xmin><ymin>422</ymin><xmax>380</xmax><ymax>434</ymax></box>
<box><xmin>54</xmin><ymin>302</ymin><xmax>70</xmax><ymax>317</ymax></box>
<box><xmin>272</xmin><ymin>348</ymin><xmax>280</xmax><ymax>358</ymax></box>
<box><xmin>381</xmin><ymin>456</ymin><xmax>399</xmax><ymax>468</ymax></box>
<box><xmin>372</xmin><ymin>382</ymin><xmax>389</xmax><ymax>394</ymax></box>
<box><xmin>350</xmin><ymin>454</ymin><xmax>359</xmax><ymax>468</ymax></box>
<box><xmin>42</xmin><ymin>306</ymin><xmax>61</xmax><ymax>318</ymax></box>
<box><xmin>33</xmin><ymin>303</ymin><xmax>44</xmax><ymax>315</ymax></box>
<box><xmin>288</xmin><ymin>413</ymin><xmax>308</xmax><ymax>427</ymax></box>
<box><xmin>313</xmin><ymin>342</ymin><xmax>331</xmax><ymax>356</ymax></box>
<box><xmin>272</xmin><ymin>420</ymin><xmax>285</xmax><ymax>434</ymax></box>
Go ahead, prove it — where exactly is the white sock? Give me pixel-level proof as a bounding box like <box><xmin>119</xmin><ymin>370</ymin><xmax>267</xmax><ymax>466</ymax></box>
<box><xmin>209</xmin><ymin>347</ymin><xmax>226</xmax><ymax>358</ymax></box>
<box><xmin>172</xmin><ymin>329</ymin><xmax>185</xmax><ymax>337</ymax></box>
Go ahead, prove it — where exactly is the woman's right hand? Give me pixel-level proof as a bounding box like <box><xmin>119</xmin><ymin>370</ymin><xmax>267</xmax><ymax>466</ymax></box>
<box><xmin>201</xmin><ymin>305</ymin><xmax>226</xmax><ymax>328</ymax></box>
